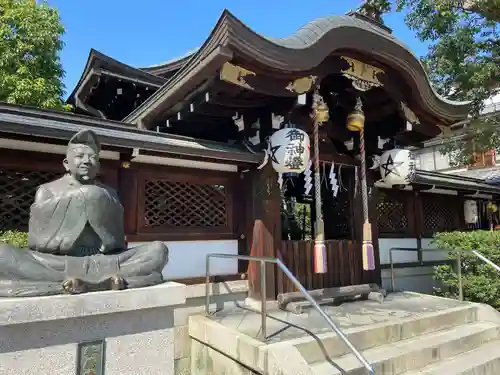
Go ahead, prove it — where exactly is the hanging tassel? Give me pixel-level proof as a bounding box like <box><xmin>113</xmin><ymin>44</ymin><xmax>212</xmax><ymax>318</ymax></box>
<box><xmin>362</xmin><ymin>224</ymin><xmax>375</xmax><ymax>270</ymax></box>
<box><xmin>314</xmin><ymin>243</ymin><xmax>327</xmax><ymax>273</ymax></box>
<box><xmin>312</xmin><ymin>83</ymin><xmax>328</xmax><ymax>274</ymax></box>
<box><xmin>362</xmin><ymin>242</ymin><xmax>375</xmax><ymax>271</ymax></box>
<box><xmin>346</xmin><ymin>96</ymin><xmax>375</xmax><ymax>272</ymax></box>
<box><xmin>277</xmin><ymin>173</ymin><xmax>284</xmax><ymax>191</ymax></box>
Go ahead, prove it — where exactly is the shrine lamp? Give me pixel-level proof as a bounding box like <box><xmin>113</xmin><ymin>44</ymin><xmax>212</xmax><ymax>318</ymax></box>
<box><xmin>268</xmin><ymin>128</ymin><xmax>311</xmax><ymax>174</ymax></box>
<box><xmin>379</xmin><ymin>149</ymin><xmax>416</xmax><ymax>186</ymax></box>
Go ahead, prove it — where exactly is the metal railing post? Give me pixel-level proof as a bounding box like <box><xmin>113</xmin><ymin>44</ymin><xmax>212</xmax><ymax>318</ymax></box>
<box><xmin>260</xmin><ymin>260</ymin><xmax>267</xmax><ymax>340</ymax></box>
<box><xmin>205</xmin><ymin>255</ymin><xmax>211</xmax><ymax>315</ymax></box>
<box><xmin>457</xmin><ymin>251</ymin><xmax>463</xmax><ymax>301</ymax></box>
<box><xmin>203</xmin><ymin>253</ymin><xmax>375</xmax><ymax>375</ymax></box>
<box><xmin>276</xmin><ymin>258</ymin><xmax>374</xmax><ymax>375</ymax></box>
<box><xmin>389</xmin><ymin>249</ymin><xmax>395</xmax><ymax>292</ymax></box>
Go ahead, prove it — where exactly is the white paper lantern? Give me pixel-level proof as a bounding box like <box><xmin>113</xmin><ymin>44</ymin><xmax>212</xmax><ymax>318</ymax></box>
<box><xmin>269</xmin><ymin>128</ymin><xmax>310</xmax><ymax>173</ymax></box>
<box><xmin>379</xmin><ymin>149</ymin><xmax>415</xmax><ymax>185</ymax></box>
<box><xmin>464</xmin><ymin>200</ymin><xmax>479</xmax><ymax>224</ymax></box>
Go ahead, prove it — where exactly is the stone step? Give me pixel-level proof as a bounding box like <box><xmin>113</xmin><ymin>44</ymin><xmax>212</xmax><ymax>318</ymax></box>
<box><xmin>311</xmin><ymin>322</ymin><xmax>499</xmax><ymax>375</ymax></box>
<box><xmin>403</xmin><ymin>341</ymin><xmax>500</xmax><ymax>375</ymax></box>
<box><xmin>295</xmin><ymin>305</ymin><xmax>477</xmax><ymax>364</ymax></box>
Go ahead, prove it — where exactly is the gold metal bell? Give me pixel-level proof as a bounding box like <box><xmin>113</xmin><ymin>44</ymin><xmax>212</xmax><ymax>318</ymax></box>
<box><xmin>315</xmin><ymin>102</ymin><xmax>330</xmax><ymax>124</ymax></box>
<box><xmin>346</xmin><ymin>109</ymin><xmax>365</xmax><ymax>132</ymax></box>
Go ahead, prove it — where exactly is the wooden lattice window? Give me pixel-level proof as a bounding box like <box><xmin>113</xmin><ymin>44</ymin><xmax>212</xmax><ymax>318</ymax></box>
<box><xmin>422</xmin><ymin>194</ymin><xmax>458</xmax><ymax>233</ymax></box>
<box><xmin>139</xmin><ymin>176</ymin><xmax>232</xmax><ymax>232</ymax></box>
<box><xmin>376</xmin><ymin>190</ymin><xmax>409</xmax><ymax>235</ymax></box>
<box><xmin>0</xmin><ymin>168</ymin><xmax>61</xmax><ymax>231</ymax></box>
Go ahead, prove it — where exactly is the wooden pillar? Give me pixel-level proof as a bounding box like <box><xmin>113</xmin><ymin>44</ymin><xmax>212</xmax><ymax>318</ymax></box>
<box><xmin>117</xmin><ymin>154</ymin><xmax>138</xmax><ymax>237</ymax></box>
<box><xmin>413</xmin><ymin>191</ymin><xmax>424</xmax><ymax>262</ymax></box>
<box><xmin>245</xmin><ymin>110</ymin><xmax>281</xmax><ymax>301</ymax></box>
<box><xmin>235</xmin><ymin>171</ymin><xmax>250</xmax><ymax>274</ymax></box>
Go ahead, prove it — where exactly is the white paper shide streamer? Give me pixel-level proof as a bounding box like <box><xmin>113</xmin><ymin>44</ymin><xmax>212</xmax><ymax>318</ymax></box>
<box><xmin>328</xmin><ymin>162</ymin><xmax>339</xmax><ymax>198</ymax></box>
<box><xmin>277</xmin><ymin>173</ymin><xmax>284</xmax><ymax>191</ymax></box>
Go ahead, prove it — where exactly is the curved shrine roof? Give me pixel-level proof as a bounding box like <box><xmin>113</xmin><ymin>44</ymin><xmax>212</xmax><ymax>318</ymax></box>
<box><xmin>123</xmin><ymin>10</ymin><xmax>469</xmax><ymax>127</ymax></box>
<box><xmin>68</xmin><ymin>10</ymin><xmax>470</xmax><ymax>128</ymax></box>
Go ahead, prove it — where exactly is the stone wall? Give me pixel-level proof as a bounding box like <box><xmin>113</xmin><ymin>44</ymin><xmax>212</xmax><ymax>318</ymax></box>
<box><xmin>0</xmin><ymin>280</ymin><xmax>248</xmax><ymax>375</ymax></box>
<box><xmin>0</xmin><ymin>282</ymin><xmax>186</xmax><ymax>375</ymax></box>
<box><xmin>174</xmin><ymin>280</ymin><xmax>249</xmax><ymax>375</ymax></box>
<box><xmin>190</xmin><ymin>339</ymin><xmax>259</xmax><ymax>375</ymax></box>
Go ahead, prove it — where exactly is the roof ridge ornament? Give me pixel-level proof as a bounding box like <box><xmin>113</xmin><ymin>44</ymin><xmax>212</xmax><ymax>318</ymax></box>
<box><xmin>356</xmin><ymin>0</ymin><xmax>391</xmax><ymax>24</ymax></box>
<box><xmin>341</xmin><ymin>56</ymin><xmax>385</xmax><ymax>91</ymax></box>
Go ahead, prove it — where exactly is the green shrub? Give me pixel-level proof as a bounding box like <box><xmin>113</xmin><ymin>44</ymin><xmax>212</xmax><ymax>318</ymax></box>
<box><xmin>432</xmin><ymin>231</ymin><xmax>500</xmax><ymax>309</ymax></box>
<box><xmin>0</xmin><ymin>231</ymin><xmax>28</xmax><ymax>248</ymax></box>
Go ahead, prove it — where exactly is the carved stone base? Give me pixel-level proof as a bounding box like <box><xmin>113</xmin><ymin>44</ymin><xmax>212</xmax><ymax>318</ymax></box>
<box><xmin>0</xmin><ymin>282</ymin><xmax>186</xmax><ymax>375</ymax></box>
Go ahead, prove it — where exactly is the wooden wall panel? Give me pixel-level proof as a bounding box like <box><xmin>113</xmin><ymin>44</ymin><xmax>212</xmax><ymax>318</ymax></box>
<box><xmin>276</xmin><ymin>240</ymin><xmax>376</xmax><ymax>293</ymax></box>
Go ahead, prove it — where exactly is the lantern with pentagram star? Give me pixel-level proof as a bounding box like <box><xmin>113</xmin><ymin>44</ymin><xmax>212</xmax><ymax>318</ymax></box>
<box><xmin>379</xmin><ymin>149</ymin><xmax>415</xmax><ymax>185</ymax></box>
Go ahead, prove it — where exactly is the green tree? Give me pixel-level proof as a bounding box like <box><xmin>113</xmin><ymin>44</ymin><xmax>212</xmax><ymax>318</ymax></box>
<box><xmin>359</xmin><ymin>0</ymin><xmax>500</xmax><ymax>166</ymax></box>
<box><xmin>0</xmin><ymin>0</ymin><xmax>69</xmax><ymax>110</ymax></box>
<box><xmin>397</xmin><ymin>0</ymin><xmax>499</xmax><ymax>166</ymax></box>
<box><xmin>432</xmin><ymin>231</ymin><xmax>500</xmax><ymax>309</ymax></box>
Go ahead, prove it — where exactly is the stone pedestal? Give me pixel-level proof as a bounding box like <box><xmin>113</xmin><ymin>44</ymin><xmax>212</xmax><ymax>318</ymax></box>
<box><xmin>0</xmin><ymin>282</ymin><xmax>186</xmax><ymax>375</ymax></box>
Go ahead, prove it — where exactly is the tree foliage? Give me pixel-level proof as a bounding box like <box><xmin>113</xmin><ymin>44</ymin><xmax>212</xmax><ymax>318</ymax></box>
<box><xmin>397</xmin><ymin>0</ymin><xmax>500</xmax><ymax>165</ymax></box>
<box><xmin>0</xmin><ymin>230</ymin><xmax>28</xmax><ymax>248</ymax></box>
<box><xmin>360</xmin><ymin>0</ymin><xmax>500</xmax><ymax>165</ymax></box>
<box><xmin>0</xmin><ymin>0</ymin><xmax>70</xmax><ymax>110</ymax></box>
<box><xmin>432</xmin><ymin>231</ymin><xmax>500</xmax><ymax>309</ymax></box>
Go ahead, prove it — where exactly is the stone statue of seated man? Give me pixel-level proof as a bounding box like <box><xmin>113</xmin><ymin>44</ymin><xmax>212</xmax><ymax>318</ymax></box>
<box><xmin>0</xmin><ymin>130</ymin><xmax>169</xmax><ymax>297</ymax></box>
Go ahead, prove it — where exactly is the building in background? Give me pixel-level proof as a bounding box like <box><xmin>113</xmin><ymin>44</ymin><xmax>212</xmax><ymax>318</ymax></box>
<box><xmin>413</xmin><ymin>93</ymin><xmax>500</xmax><ymax>179</ymax></box>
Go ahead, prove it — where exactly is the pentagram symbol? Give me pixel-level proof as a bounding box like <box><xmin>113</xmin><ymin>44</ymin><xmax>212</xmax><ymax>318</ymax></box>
<box><xmin>270</xmin><ymin>145</ymin><xmax>280</xmax><ymax>164</ymax></box>
<box><xmin>380</xmin><ymin>154</ymin><xmax>404</xmax><ymax>178</ymax></box>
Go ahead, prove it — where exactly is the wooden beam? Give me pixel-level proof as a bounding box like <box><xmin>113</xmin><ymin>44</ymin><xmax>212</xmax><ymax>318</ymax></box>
<box><xmin>277</xmin><ymin>284</ymin><xmax>380</xmax><ymax>307</ymax></box>
<box><xmin>171</xmin><ymin>92</ymin><xmax>212</xmax><ymax>122</ymax></box>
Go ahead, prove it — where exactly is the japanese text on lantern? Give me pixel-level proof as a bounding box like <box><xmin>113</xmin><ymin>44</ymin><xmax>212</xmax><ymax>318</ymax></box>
<box><xmin>283</xmin><ymin>129</ymin><xmax>306</xmax><ymax>170</ymax></box>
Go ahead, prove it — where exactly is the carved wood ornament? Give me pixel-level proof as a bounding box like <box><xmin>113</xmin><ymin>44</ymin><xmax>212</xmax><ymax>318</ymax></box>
<box><xmin>340</xmin><ymin>56</ymin><xmax>385</xmax><ymax>92</ymax></box>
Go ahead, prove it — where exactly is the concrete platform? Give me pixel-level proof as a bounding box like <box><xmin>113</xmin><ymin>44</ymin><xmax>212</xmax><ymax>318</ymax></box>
<box><xmin>190</xmin><ymin>292</ymin><xmax>500</xmax><ymax>375</ymax></box>
<box><xmin>211</xmin><ymin>292</ymin><xmax>466</xmax><ymax>342</ymax></box>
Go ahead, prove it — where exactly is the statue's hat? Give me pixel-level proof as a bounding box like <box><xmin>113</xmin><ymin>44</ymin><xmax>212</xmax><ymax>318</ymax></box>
<box><xmin>68</xmin><ymin>129</ymin><xmax>101</xmax><ymax>154</ymax></box>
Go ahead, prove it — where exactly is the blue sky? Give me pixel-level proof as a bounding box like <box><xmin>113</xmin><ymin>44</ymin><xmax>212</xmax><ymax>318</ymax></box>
<box><xmin>47</xmin><ymin>0</ymin><xmax>428</xmax><ymax>98</ymax></box>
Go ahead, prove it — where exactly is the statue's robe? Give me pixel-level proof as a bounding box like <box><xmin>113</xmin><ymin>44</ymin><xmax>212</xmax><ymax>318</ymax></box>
<box><xmin>28</xmin><ymin>175</ymin><xmax>126</xmax><ymax>255</ymax></box>
<box><xmin>0</xmin><ymin>175</ymin><xmax>168</xmax><ymax>297</ymax></box>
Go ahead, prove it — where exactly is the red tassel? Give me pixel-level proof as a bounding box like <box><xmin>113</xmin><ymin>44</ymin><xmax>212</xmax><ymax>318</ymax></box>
<box><xmin>314</xmin><ymin>243</ymin><xmax>327</xmax><ymax>273</ymax></box>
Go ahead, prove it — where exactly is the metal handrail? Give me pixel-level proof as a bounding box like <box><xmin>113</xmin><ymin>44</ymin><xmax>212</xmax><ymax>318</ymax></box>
<box><xmin>389</xmin><ymin>247</ymin><xmax>500</xmax><ymax>300</ymax></box>
<box><xmin>205</xmin><ymin>253</ymin><xmax>375</xmax><ymax>375</ymax></box>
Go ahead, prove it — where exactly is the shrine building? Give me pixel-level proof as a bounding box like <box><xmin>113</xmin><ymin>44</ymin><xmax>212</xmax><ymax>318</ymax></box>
<box><xmin>1</xmin><ymin>9</ymin><xmax>499</xmax><ymax>298</ymax></box>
